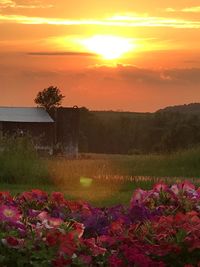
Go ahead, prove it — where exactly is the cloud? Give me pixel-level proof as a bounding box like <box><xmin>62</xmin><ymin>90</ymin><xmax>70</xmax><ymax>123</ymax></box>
<box><xmin>182</xmin><ymin>6</ymin><xmax>200</xmax><ymax>13</ymax></box>
<box><xmin>0</xmin><ymin>13</ymin><xmax>199</xmax><ymax>29</ymax></box>
<box><xmin>165</xmin><ymin>6</ymin><xmax>200</xmax><ymax>13</ymax></box>
<box><xmin>28</xmin><ymin>51</ymin><xmax>95</xmax><ymax>56</ymax></box>
<box><xmin>0</xmin><ymin>0</ymin><xmax>53</xmax><ymax>9</ymax></box>
<box><xmin>0</xmin><ymin>63</ymin><xmax>199</xmax><ymax>111</ymax></box>
<box><xmin>88</xmin><ymin>64</ymin><xmax>200</xmax><ymax>85</ymax></box>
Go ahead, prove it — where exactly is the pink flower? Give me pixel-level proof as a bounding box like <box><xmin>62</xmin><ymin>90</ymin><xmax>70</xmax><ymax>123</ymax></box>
<box><xmin>131</xmin><ymin>188</ymin><xmax>146</xmax><ymax>206</ymax></box>
<box><xmin>0</xmin><ymin>205</ymin><xmax>20</xmax><ymax>222</ymax></box>
<box><xmin>48</xmin><ymin>217</ymin><xmax>63</xmax><ymax>227</ymax></box>
<box><xmin>38</xmin><ymin>211</ymin><xmax>49</xmax><ymax>221</ymax></box>
<box><xmin>153</xmin><ymin>182</ymin><xmax>168</xmax><ymax>192</ymax></box>
<box><xmin>180</xmin><ymin>181</ymin><xmax>195</xmax><ymax>192</ymax></box>
<box><xmin>171</xmin><ymin>184</ymin><xmax>179</xmax><ymax>195</ymax></box>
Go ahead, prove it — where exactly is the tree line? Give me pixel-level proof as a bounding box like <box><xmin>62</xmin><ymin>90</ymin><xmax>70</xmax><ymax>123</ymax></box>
<box><xmin>79</xmin><ymin>108</ymin><xmax>200</xmax><ymax>154</ymax></box>
<box><xmin>33</xmin><ymin>86</ymin><xmax>200</xmax><ymax>154</ymax></box>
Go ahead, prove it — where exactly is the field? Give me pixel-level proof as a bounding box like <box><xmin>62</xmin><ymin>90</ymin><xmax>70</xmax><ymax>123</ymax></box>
<box><xmin>2</xmin><ymin>140</ymin><xmax>200</xmax><ymax>265</ymax></box>
<box><xmin>1</xmin><ymin>138</ymin><xmax>200</xmax><ymax>206</ymax></box>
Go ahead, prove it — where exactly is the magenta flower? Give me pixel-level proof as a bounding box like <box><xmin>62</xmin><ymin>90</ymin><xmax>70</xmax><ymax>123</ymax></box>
<box><xmin>180</xmin><ymin>181</ymin><xmax>195</xmax><ymax>192</ymax></box>
<box><xmin>153</xmin><ymin>182</ymin><xmax>168</xmax><ymax>192</ymax></box>
<box><xmin>130</xmin><ymin>188</ymin><xmax>146</xmax><ymax>206</ymax></box>
<box><xmin>0</xmin><ymin>205</ymin><xmax>20</xmax><ymax>222</ymax></box>
<box><xmin>108</xmin><ymin>255</ymin><xmax>124</xmax><ymax>267</ymax></box>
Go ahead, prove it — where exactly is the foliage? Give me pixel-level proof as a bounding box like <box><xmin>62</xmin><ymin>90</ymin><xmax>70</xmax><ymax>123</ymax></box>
<box><xmin>1</xmin><ymin>181</ymin><xmax>200</xmax><ymax>266</ymax></box>
<box><xmin>0</xmin><ymin>135</ymin><xmax>49</xmax><ymax>184</ymax></box>
<box><xmin>34</xmin><ymin>86</ymin><xmax>65</xmax><ymax>110</ymax></box>
<box><xmin>157</xmin><ymin>103</ymin><xmax>200</xmax><ymax>114</ymax></box>
<box><xmin>79</xmin><ymin>108</ymin><xmax>200</xmax><ymax>154</ymax></box>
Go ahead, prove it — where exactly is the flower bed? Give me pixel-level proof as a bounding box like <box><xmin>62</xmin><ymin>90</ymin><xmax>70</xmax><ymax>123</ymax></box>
<box><xmin>1</xmin><ymin>181</ymin><xmax>200</xmax><ymax>266</ymax></box>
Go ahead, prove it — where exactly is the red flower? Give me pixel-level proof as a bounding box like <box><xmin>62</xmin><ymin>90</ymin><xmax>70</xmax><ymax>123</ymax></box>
<box><xmin>71</xmin><ymin>222</ymin><xmax>85</xmax><ymax>238</ymax></box>
<box><xmin>0</xmin><ymin>192</ymin><xmax>12</xmax><ymax>202</ymax></box>
<box><xmin>52</xmin><ymin>256</ymin><xmax>72</xmax><ymax>267</ymax></box>
<box><xmin>108</xmin><ymin>255</ymin><xmax>124</xmax><ymax>267</ymax></box>
<box><xmin>79</xmin><ymin>254</ymin><xmax>92</xmax><ymax>265</ymax></box>
<box><xmin>110</xmin><ymin>218</ymin><xmax>124</xmax><ymax>234</ymax></box>
<box><xmin>6</xmin><ymin>236</ymin><xmax>19</xmax><ymax>247</ymax></box>
<box><xmin>2</xmin><ymin>236</ymin><xmax>23</xmax><ymax>248</ymax></box>
<box><xmin>84</xmin><ymin>238</ymin><xmax>106</xmax><ymax>256</ymax></box>
<box><xmin>46</xmin><ymin>233</ymin><xmax>58</xmax><ymax>247</ymax></box>
<box><xmin>59</xmin><ymin>233</ymin><xmax>77</xmax><ymax>256</ymax></box>
<box><xmin>51</xmin><ymin>192</ymin><xmax>65</xmax><ymax>204</ymax></box>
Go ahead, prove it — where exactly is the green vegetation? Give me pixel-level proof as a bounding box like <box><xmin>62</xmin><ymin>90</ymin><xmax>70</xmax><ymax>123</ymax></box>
<box><xmin>79</xmin><ymin>107</ymin><xmax>200</xmax><ymax>154</ymax></box>
<box><xmin>0</xmin><ymin>135</ymin><xmax>49</xmax><ymax>185</ymax></box>
<box><xmin>1</xmin><ymin>135</ymin><xmax>200</xmax><ymax>206</ymax></box>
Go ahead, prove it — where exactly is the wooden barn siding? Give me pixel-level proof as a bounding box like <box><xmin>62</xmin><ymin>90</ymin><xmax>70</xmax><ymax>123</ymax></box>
<box><xmin>49</xmin><ymin>107</ymin><xmax>80</xmax><ymax>155</ymax></box>
<box><xmin>1</xmin><ymin>121</ymin><xmax>54</xmax><ymax>146</ymax></box>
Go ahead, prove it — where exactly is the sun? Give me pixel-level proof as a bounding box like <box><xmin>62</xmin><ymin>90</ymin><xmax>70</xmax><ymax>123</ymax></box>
<box><xmin>82</xmin><ymin>35</ymin><xmax>134</xmax><ymax>60</ymax></box>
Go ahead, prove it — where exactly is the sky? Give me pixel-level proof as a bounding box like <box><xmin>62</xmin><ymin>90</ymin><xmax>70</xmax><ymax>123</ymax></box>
<box><xmin>0</xmin><ymin>0</ymin><xmax>200</xmax><ymax>112</ymax></box>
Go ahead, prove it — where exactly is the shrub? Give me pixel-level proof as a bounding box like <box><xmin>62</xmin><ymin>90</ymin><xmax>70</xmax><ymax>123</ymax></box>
<box><xmin>0</xmin><ymin>135</ymin><xmax>49</xmax><ymax>184</ymax></box>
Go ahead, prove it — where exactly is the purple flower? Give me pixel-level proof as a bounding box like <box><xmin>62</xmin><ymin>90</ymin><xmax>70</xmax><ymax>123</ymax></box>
<box><xmin>129</xmin><ymin>205</ymin><xmax>152</xmax><ymax>223</ymax></box>
<box><xmin>0</xmin><ymin>205</ymin><xmax>20</xmax><ymax>222</ymax></box>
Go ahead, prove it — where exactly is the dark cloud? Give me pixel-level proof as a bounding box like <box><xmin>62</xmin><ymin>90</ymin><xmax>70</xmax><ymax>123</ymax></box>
<box><xmin>27</xmin><ymin>51</ymin><xmax>96</xmax><ymax>56</ymax></box>
<box><xmin>89</xmin><ymin>64</ymin><xmax>200</xmax><ymax>85</ymax></box>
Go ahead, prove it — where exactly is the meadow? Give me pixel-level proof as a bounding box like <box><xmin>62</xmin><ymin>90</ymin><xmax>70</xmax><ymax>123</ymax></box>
<box><xmin>1</xmin><ymin>136</ymin><xmax>200</xmax><ymax>206</ymax></box>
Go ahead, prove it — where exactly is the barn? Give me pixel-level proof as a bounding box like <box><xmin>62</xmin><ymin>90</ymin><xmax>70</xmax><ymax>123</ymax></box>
<box><xmin>0</xmin><ymin>106</ymin><xmax>79</xmax><ymax>157</ymax></box>
<box><xmin>0</xmin><ymin>107</ymin><xmax>54</xmax><ymax>153</ymax></box>
<box><xmin>49</xmin><ymin>107</ymin><xmax>79</xmax><ymax>157</ymax></box>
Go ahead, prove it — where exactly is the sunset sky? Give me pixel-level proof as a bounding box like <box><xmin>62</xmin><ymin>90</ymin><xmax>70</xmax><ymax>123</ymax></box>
<box><xmin>0</xmin><ymin>0</ymin><xmax>200</xmax><ymax>112</ymax></box>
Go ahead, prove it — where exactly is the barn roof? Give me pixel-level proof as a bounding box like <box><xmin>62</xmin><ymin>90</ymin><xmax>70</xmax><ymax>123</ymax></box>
<box><xmin>0</xmin><ymin>107</ymin><xmax>54</xmax><ymax>123</ymax></box>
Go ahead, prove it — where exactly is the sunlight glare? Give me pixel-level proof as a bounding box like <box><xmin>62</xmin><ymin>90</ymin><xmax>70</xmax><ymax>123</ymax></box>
<box><xmin>82</xmin><ymin>35</ymin><xmax>134</xmax><ymax>60</ymax></box>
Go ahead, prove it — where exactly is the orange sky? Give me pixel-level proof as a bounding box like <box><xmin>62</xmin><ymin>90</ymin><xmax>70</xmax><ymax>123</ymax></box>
<box><xmin>0</xmin><ymin>0</ymin><xmax>200</xmax><ymax>111</ymax></box>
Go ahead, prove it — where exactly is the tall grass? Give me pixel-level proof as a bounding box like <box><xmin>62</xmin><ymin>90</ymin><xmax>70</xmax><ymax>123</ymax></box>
<box><xmin>0</xmin><ymin>135</ymin><xmax>49</xmax><ymax>185</ymax></box>
<box><xmin>1</xmin><ymin>138</ymin><xmax>200</xmax><ymax>206</ymax></box>
<box><xmin>48</xmin><ymin>147</ymin><xmax>200</xmax><ymax>184</ymax></box>
<box><xmin>45</xmin><ymin>148</ymin><xmax>200</xmax><ymax>205</ymax></box>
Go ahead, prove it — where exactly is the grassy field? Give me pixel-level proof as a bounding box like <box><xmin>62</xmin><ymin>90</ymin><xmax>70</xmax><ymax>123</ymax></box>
<box><xmin>1</xmin><ymin>139</ymin><xmax>200</xmax><ymax>206</ymax></box>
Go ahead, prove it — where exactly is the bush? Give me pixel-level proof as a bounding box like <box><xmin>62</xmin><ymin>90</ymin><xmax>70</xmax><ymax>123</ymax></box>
<box><xmin>0</xmin><ymin>135</ymin><xmax>49</xmax><ymax>184</ymax></box>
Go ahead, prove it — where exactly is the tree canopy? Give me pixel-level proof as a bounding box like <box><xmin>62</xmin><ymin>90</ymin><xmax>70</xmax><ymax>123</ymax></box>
<box><xmin>34</xmin><ymin>86</ymin><xmax>65</xmax><ymax>110</ymax></box>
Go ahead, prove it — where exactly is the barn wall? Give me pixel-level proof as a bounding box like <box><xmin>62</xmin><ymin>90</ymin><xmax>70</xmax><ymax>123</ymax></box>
<box><xmin>0</xmin><ymin>122</ymin><xmax>2</xmax><ymax>138</ymax></box>
<box><xmin>49</xmin><ymin>107</ymin><xmax>79</xmax><ymax>157</ymax></box>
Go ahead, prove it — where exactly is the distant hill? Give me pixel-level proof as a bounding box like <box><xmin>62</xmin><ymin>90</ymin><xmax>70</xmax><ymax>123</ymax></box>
<box><xmin>91</xmin><ymin>110</ymin><xmax>152</xmax><ymax>121</ymax></box>
<box><xmin>157</xmin><ymin>103</ymin><xmax>200</xmax><ymax>114</ymax></box>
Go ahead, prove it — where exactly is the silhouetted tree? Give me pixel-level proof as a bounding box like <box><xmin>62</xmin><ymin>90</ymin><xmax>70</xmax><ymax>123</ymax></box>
<box><xmin>34</xmin><ymin>86</ymin><xmax>65</xmax><ymax>110</ymax></box>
